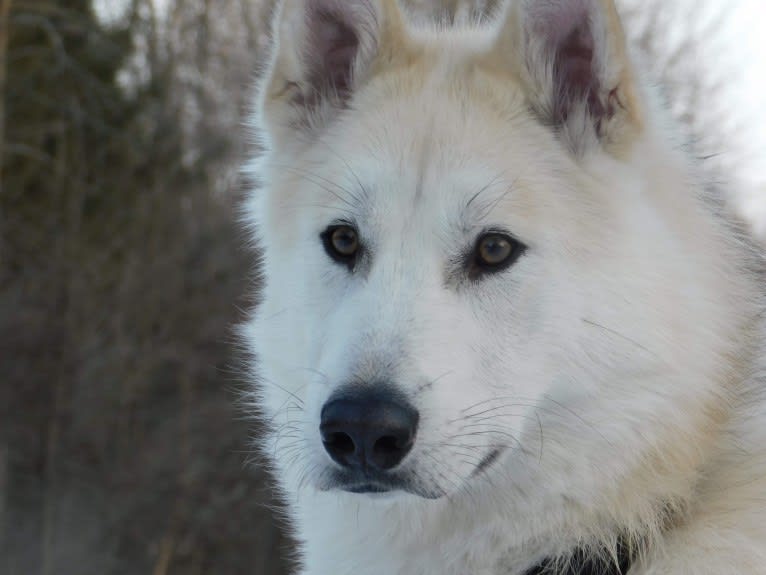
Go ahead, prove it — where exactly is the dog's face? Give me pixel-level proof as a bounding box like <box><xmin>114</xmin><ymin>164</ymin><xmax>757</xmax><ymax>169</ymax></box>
<box><xmin>247</xmin><ymin>0</ymin><xmax>741</xmax><ymax>506</ymax></box>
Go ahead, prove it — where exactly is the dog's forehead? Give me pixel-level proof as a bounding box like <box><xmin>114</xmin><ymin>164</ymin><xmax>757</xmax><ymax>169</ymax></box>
<box><xmin>309</xmin><ymin>73</ymin><xmax>569</xmax><ymax>234</ymax></box>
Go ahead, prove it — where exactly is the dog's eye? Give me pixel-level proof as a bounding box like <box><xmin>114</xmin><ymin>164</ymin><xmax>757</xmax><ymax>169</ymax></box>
<box><xmin>322</xmin><ymin>225</ymin><xmax>360</xmax><ymax>267</ymax></box>
<box><xmin>471</xmin><ymin>232</ymin><xmax>526</xmax><ymax>277</ymax></box>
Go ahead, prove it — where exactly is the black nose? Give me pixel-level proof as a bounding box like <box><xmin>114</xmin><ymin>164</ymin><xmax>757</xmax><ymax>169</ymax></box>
<box><xmin>320</xmin><ymin>393</ymin><xmax>419</xmax><ymax>471</ymax></box>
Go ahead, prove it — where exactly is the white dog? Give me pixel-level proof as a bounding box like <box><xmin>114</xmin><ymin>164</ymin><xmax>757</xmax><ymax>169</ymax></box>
<box><xmin>243</xmin><ymin>1</ymin><xmax>766</xmax><ymax>573</ymax></box>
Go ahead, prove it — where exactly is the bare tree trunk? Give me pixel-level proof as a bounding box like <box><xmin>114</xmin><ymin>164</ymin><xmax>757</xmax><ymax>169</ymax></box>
<box><xmin>0</xmin><ymin>0</ymin><xmax>12</xmax><ymax>194</ymax></box>
<box><xmin>145</xmin><ymin>0</ymin><xmax>159</xmax><ymax>79</ymax></box>
<box><xmin>0</xmin><ymin>442</ymin><xmax>6</xmax><ymax>567</ymax></box>
<box><xmin>0</xmin><ymin>1</ymin><xmax>12</xmax><ymax>552</ymax></box>
<box><xmin>238</xmin><ymin>0</ymin><xmax>258</xmax><ymax>52</ymax></box>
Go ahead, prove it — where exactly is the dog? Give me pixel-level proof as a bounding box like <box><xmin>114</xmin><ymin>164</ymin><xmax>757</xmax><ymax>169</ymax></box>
<box><xmin>242</xmin><ymin>0</ymin><xmax>766</xmax><ymax>572</ymax></box>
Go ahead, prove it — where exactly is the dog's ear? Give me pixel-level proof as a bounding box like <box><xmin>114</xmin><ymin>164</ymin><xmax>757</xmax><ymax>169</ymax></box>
<box><xmin>493</xmin><ymin>0</ymin><xmax>643</xmax><ymax>154</ymax></box>
<box><xmin>258</xmin><ymin>0</ymin><xmax>409</xmax><ymax>146</ymax></box>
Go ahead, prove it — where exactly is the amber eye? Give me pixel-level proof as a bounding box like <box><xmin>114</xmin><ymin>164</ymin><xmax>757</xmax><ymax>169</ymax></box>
<box><xmin>478</xmin><ymin>234</ymin><xmax>513</xmax><ymax>265</ymax></box>
<box><xmin>322</xmin><ymin>224</ymin><xmax>360</xmax><ymax>267</ymax></box>
<box><xmin>471</xmin><ymin>232</ymin><xmax>525</xmax><ymax>277</ymax></box>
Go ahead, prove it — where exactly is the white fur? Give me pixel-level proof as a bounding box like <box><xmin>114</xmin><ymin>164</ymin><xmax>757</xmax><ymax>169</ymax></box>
<box><xmin>243</xmin><ymin>1</ymin><xmax>766</xmax><ymax>573</ymax></box>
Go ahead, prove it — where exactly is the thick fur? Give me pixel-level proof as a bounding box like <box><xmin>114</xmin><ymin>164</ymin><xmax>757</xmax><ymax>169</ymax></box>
<box><xmin>242</xmin><ymin>1</ymin><xmax>766</xmax><ymax>573</ymax></box>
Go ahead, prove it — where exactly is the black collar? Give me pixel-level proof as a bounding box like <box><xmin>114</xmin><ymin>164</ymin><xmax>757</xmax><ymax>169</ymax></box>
<box><xmin>523</xmin><ymin>540</ymin><xmax>632</xmax><ymax>575</ymax></box>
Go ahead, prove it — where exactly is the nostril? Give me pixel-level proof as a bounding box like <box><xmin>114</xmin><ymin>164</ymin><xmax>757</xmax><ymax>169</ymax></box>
<box><xmin>325</xmin><ymin>432</ymin><xmax>355</xmax><ymax>455</ymax></box>
<box><xmin>372</xmin><ymin>435</ymin><xmax>401</xmax><ymax>453</ymax></box>
<box><xmin>372</xmin><ymin>433</ymin><xmax>412</xmax><ymax>453</ymax></box>
<box><xmin>370</xmin><ymin>430</ymin><xmax>414</xmax><ymax>470</ymax></box>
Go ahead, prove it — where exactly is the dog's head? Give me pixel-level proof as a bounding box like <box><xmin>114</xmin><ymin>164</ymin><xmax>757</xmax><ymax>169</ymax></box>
<box><xmin>245</xmin><ymin>0</ymin><xmax>746</xmax><ymax>507</ymax></box>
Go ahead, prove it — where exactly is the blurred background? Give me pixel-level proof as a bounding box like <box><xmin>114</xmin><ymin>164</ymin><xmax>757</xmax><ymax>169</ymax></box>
<box><xmin>0</xmin><ymin>1</ymin><xmax>763</xmax><ymax>574</ymax></box>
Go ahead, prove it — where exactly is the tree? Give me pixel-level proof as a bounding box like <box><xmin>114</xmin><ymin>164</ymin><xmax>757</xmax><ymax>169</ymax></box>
<box><xmin>1</xmin><ymin>2</ymin><xmax>282</xmax><ymax>573</ymax></box>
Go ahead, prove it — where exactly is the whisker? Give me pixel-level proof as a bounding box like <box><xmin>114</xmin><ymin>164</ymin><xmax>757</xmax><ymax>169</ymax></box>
<box><xmin>581</xmin><ymin>318</ymin><xmax>661</xmax><ymax>358</ymax></box>
<box><xmin>416</xmin><ymin>370</ymin><xmax>455</xmax><ymax>394</ymax></box>
<box><xmin>255</xmin><ymin>375</ymin><xmax>305</xmax><ymax>406</ymax></box>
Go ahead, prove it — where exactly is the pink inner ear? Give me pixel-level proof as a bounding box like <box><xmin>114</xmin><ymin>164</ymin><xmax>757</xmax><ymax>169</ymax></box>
<box><xmin>528</xmin><ymin>0</ymin><xmax>606</xmax><ymax>125</ymax></box>
<box><xmin>553</xmin><ymin>20</ymin><xmax>605</xmax><ymax>124</ymax></box>
<box><xmin>306</xmin><ymin>4</ymin><xmax>362</xmax><ymax>100</ymax></box>
<box><xmin>529</xmin><ymin>0</ymin><xmax>592</xmax><ymax>45</ymax></box>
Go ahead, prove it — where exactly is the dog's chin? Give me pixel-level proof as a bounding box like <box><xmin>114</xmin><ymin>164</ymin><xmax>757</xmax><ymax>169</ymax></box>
<box><xmin>318</xmin><ymin>469</ymin><xmax>444</xmax><ymax>501</ymax></box>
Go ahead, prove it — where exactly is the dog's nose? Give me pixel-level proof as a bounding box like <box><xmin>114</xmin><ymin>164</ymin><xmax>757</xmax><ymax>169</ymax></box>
<box><xmin>320</xmin><ymin>394</ymin><xmax>419</xmax><ymax>471</ymax></box>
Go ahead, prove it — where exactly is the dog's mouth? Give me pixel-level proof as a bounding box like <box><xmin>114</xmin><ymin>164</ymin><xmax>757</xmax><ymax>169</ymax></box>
<box><xmin>344</xmin><ymin>482</ymin><xmax>396</xmax><ymax>495</ymax></box>
<box><xmin>320</xmin><ymin>469</ymin><xmax>443</xmax><ymax>500</ymax></box>
<box><xmin>316</xmin><ymin>449</ymin><xmax>505</xmax><ymax>499</ymax></box>
<box><xmin>470</xmin><ymin>448</ymin><xmax>505</xmax><ymax>478</ymax></box>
